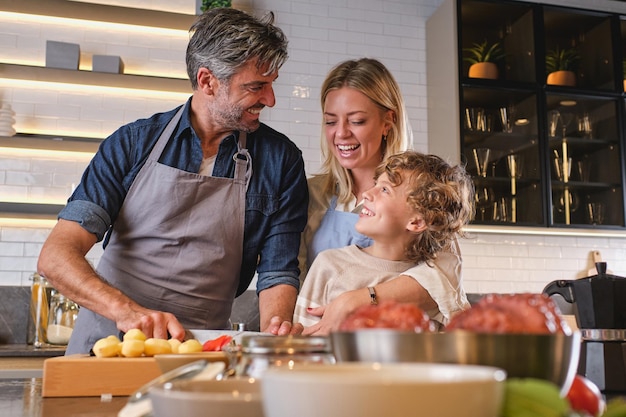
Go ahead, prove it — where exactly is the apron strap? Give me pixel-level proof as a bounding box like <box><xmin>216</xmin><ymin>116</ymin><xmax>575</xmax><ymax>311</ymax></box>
<box><xmin>329</xmin><ymin>195</ymin><xmax>338</xmax><ymax>210</ymax></box>
<box><xmin>147</xmin><ymin>105</ymin><xmax>185</xmax><ymax>162</ymax></box>
<box><xmin>234</xmin><ymin>131</ymin><xmax>252</xmax><ymax>191</ymax></box>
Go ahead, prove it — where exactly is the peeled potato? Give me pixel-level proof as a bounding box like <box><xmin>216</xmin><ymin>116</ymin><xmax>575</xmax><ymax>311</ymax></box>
<box><xmin>167</xmin><ymin>338</ymin><xmax>182</xmax><ymax>354</ymax></box>
<box><xmin>178</xmin><ymin>339</ymin><xmax>202</xmax><ymax>354</ymax></box>
<box><xmin>144</xmin><ymin>338</ymin><xmax>173</xmax><ymax>356</ymax></box>
<box><xmin>121</xmin><ymin>339</ymin><xmax>145</xmax><ymax>357</ymax></box>
<box><xmin>92</xmin><ymin>335</ymin><xmax>121</xmax><ymax>357</ymax></box>
<box><xmin>93</xmin><ymin>335</ymin><xmax>121</xmax><ymax>358</ymax></box>
<box><xmin>123</xmin><ymin>329</ymin><xmax>147</xmax><ymax>342</ymax></box>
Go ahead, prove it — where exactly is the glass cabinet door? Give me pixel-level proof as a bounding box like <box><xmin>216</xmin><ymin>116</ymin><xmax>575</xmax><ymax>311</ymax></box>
<box><xmin>460</xmin><ymin>0</ymin><xmax>535</xmax><ymax>84</ymax></box>
<box><xmin>543</xmin><ymin>7</ymin><xmax>616</xmax><ymax>91</ymax></box>
<box><xmin>454</xmin><ymin>0</ymin><xmax>626</xmax><ymax>229</ymax></box>
<box><xmin>546</xmin><ymin>95</ymin><xmax>623</xmax><ymax>227</ymax></box>
<box><xmin>462</xmin><ymin>87</ymin><xmax>543</xmax><ymax>225</ymax></box>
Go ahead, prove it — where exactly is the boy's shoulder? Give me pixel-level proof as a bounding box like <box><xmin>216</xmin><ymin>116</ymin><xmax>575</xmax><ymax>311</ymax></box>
<box><xmin>315</xmin><ymin>245</ymin><xmax>361</xmax><ymax>263</ymax></box>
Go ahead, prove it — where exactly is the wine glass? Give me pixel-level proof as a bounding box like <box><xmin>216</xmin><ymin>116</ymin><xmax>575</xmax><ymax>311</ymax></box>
<box><xmin>560</xmin><ymin>111</ymin><xmax>575</xmax><ymax>138</ymax></box>
<box><xmin>473</xmin><ymin>148</ymin><xmax>491</xmax><ymax>177</ymax></box>
<box><xmin>474</xmin><ymin>187</ymin><xmax>493</xmax><ymax>221</ymax></box>
<box><xmin>506</xmin><ymin>154</ymin><xmax>523</xmax><ymax>179</ymax></box>
<box><xmin>548</xmin><ymin>110</ymin><xmax>560</xmax><ymax>137</ymax></box>
<box><xmin>586</xmin><ymin>202</ymin><xmax>605</xmax><ymax>225</ymax></box>
<box><xmin>555</xmin><ymin>190</ymin><xmax>580</xmax><ymax>213</ymax></box>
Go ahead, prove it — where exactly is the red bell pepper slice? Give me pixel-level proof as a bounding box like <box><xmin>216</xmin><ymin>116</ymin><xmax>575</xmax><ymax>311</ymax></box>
<box><xmin>202</xmin><ymin>335</ymin><xmax>233</xmax><ymax>352</ymax></box>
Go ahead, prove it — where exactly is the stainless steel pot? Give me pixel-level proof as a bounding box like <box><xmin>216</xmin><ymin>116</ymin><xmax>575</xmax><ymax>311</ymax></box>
<box><xmin>330</xmin><ymin>329</ymin><xmax>580</xmax><ymax>395</ymax></box>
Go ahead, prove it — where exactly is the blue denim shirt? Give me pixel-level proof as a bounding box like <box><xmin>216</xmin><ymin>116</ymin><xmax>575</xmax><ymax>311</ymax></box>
<box><xmin>59</xmin><ymin>99</ymin><xmax>308</xmax><ymax>296</ymax></box>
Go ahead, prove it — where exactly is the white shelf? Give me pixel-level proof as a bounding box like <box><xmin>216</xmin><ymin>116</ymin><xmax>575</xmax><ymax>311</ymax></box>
<box><xmin>0</xmin><ymin>0</ymin><xmax>196</xmax><ymax>31</ymax></box>
<box><xmin>0</xmin><ymin>63</ymin><xmax>190</xmax><ymax>94</ymax></box>
<box><xmin>0</xmin><ymin>134</ymin><xmax>101</xmax><ymax>153</ymax></box>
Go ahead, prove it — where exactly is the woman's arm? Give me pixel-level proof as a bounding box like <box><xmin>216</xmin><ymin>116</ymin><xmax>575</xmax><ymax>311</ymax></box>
<box><xmin>302</xmin><ymin>275</ymin><xmax>434</xmax><ymax>335</ymax></box>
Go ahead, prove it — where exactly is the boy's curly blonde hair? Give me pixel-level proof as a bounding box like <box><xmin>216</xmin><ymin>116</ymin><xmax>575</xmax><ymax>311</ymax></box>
<box><xmin>376</xmin><ymin>151</ymin><xmax>475</xmax><ymax>264</ymax></box>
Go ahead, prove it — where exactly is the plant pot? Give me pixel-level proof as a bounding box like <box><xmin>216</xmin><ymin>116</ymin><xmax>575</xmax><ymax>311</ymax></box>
<box><xmin>623</xmin><ymin>79</ymin><xmax>626</xmax><ymax>92</ymax></box>
<box><xmin>546</xmin><ymin>70</ymin><xmax>576</xmax><ymax>87</ymax></box>
<box><xmin>468</xmin><ymin>62</ymin><xmax>498</xmax><ymax>80</ymax></box>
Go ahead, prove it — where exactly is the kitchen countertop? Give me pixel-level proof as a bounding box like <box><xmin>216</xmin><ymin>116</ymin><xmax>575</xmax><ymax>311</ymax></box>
<box><xmin>0</xmin><ymin>378</ymin><xmax>126</xmax><ymax>417</ymax></box>
<box><xmin>0</xmin><ymin>345</ymin><xmax>66</xmax><ymax>379</ymax></box>
<box><xmin>0</xmin><ymin>345</ymin><xmax>66</xmax><ymax>357</ymax></box>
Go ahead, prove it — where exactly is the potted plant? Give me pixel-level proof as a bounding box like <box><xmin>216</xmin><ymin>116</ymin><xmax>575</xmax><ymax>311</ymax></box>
<box><xmin>201</xmin><ymin>0</ymin><xmax>231</xmax><ymax>12</ymax></box>
<box><xmin>463</xmin><ymin>40</ymin><xmax>505</xmax><ymax>80</ymax></box>
<box><xmin>545</xmin><ymin>46</ymin><xmax>580</xmax><ymax>86</ymax></box>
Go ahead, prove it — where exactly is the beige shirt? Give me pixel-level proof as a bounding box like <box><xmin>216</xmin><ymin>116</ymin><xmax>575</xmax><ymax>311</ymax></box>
<box><xmin>298</xmin><ymin>174</ymin><xmax>471</xmax><ymax>326</ymax></box>
<box><xmin>295</xmin><ymin>245</ymin><xmax>415</xmax><ymax>326</ymax></box>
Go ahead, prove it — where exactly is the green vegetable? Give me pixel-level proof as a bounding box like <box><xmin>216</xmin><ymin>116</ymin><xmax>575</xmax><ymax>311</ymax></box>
<box><xmin>603</xmin><ymin>397</ymin><xmax>626</xmax><ymax>417</ymax></box>
<box><xmin>501</xmin><ymin>378</ymin><xmax>569</xmax><ymax>417</ymax></box>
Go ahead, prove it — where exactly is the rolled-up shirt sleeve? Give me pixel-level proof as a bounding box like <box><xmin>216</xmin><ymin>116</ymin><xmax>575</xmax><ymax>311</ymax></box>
<box><xmin>58</xmin><ymin>200</ymin><xmax>112</xmax><ymax>242</ymax></box>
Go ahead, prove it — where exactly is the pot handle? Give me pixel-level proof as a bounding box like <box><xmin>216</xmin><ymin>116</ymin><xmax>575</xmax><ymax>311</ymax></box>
<box><xmin>541</xmin><ymin>280</ymin><xmax>575</xmax><ymax>304</ymax></box>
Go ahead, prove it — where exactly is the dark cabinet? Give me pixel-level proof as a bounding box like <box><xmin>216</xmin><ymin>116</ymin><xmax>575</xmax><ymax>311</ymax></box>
<box><xmin>427</xmin><ymin>0</ymin><xmax>626</xmax><ymax>229</ymax></box>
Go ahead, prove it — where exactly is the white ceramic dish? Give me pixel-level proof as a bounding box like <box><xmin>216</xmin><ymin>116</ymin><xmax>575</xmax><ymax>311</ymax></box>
<box><xmin>150</xmin><ymin>377</ymin><xmax>263</xmax><ymax>417</ymax></box>
<box><xmin>189</xmin><ymin>329</ymin><xmax>263</xmax><ymax>344</ymax></box>
<box><xmin>261</xmin><ymin>362</ymin><xmax>506</xmax><ymax>417</ymax></box>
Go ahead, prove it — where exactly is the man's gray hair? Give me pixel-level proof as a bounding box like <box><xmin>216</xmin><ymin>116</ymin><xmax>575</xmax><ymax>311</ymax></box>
<box><xmin>186</xmin><ymin>8</ymin><xmax>288</xmax><ymax>89</ymax></box>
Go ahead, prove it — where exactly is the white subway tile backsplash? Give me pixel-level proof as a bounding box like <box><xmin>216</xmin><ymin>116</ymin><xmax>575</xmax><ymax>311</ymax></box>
<box><xmin>0</xmin><ymin>271</ymin><xmax>23</xmax><ymax>286</ymax></box>
<box><xmin>0</xmin><ymin>157</ymin><xmax>30</xmax><ymax>171</ymax></box>
<box><xmin>5</xmin><ymin>172</ymin><xmax>52</xmax><ymax>187</ymax></box>
<box><xmin>347</xmin><ymin>20</ymin><xmax>383</xmax><ymax>35</ymax></box>
<box><xmin>0</xmin><ymin>255</ymin><xmax>32</xmax><ymax>271</ymax></box>
<box><xmin>0</xmin><ymin>185</ymin><xmax>28</xmax><ymax>200</ymax></box>
<box><xmin>1</xmin><ymin>228</ymin><xmax>51</xmax><ymax>243</ymax></box>
<box><xmin>0</xmin><ymin>242</ymin><xmax>23</xmax><ymax>256</ymax></box>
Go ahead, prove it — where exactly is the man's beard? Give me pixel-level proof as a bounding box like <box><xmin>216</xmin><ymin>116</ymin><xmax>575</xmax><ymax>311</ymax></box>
<box><xmin>210</xmin><ymin>90</ymin><xmax>261</xmax><ymax>133</ymax></box>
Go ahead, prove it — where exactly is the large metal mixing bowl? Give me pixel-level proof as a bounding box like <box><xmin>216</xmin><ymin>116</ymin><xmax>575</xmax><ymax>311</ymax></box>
<box><xmin>330</xmin><ymin>330</ymin><xmax>581</xmax><ymax>395</ymax></box>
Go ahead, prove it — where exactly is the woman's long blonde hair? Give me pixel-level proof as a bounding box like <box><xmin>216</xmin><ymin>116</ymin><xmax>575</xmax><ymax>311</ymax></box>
<box><xmin>317</xmin><ymin>58</ymin><xmax>413</xmax><ymax>204</ymax></box>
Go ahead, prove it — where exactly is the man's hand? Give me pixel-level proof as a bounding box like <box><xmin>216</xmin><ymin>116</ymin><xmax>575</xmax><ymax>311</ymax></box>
<box><xmin>115</xmin><ymin>306</ymin><xmax>186</xmax><ymax>341</ymax></box>
<box><xmin>264</xmin><ymin>316</ymin><xmax>304</xmax><ymax>335</ymax></box>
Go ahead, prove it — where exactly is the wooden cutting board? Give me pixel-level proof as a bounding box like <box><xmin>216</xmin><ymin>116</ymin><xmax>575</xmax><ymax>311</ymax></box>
<box><xmin>42</xmin><ymin>354</ymin><xmax>162</xmax><ymax>397</ymax></box>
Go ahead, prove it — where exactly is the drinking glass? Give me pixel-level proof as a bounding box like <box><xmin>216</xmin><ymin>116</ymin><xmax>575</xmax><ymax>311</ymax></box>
<box><xmin>474</xmin><ymin>187</ymin><xmax>493</xmax><ymax>221</ymax></box>
<box><xmin>577</xmin><ymin>113</ymin><xmax>593</xmax><ymax>139</ymax></box>
<box><xmin>555</xmin><ymin>191</ymin><xmax>579</xmax><ymax>213</ymax></box>
<box><xmin>494</xmin><ymin>197</ymin><xmax>511</xmax><ymax>222</ymax></box>
<box><xmin>465</xmin><ymin>107</ymin><xmax>485</xmax><ymax>132</ymax></box>
<box><xmin>506</xmin><ymin>154</ymin><xmax>523</xmax><ymax>179</ymax></box>
<box><xmin>553</xmin><ymin>156</ymin><xmax>572</xmax><ymax>182</ymax></box>
<box><xmin>586</xmin><ymin>202</ymin><xmax>605</xmax><ymax>225</ymax></box>
<box><xmin>576</xmin><ymin>159</ymin><xmax>592</xmax><ymax>182</ymax></box>
<box><xmin>549</xmin><ymin>110</ymin><xmax>560</xmax><ymax>137</ymax></box>
<box><xmin>560</xmin><ymin>112</ymin><xmax>575</xmax><ymax>137</ymax></box>
<box><xmin>499</xmin><ymin>105</ymin><xmax>514</xmax><ymax>133</ymax></box>
<box><xmin>473</xmin><ymin>148</ymin><xmax>491</xmax><ymax>177</ymax></box>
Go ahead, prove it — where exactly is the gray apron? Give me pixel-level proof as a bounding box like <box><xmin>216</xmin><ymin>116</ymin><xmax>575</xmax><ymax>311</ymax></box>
<box><xmin>67</xmin><ymin>107</ymin><xmax>250</xmax><ymax>354</ymax></box>
<box><xmin>307</xmin><ymin>195</ymin><xmax>372</xmax><ymax>269</ymax></box>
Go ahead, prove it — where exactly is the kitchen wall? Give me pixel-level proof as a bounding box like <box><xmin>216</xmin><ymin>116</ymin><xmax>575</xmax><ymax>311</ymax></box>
<box><xmin>1</xmin><ymin>0</ymin><xmax>626</xmax><ymax>297</ymax></box>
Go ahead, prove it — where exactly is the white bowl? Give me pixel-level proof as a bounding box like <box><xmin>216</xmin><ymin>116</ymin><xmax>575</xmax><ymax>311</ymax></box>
<box><xmin>261</xmin><ymin>363</ymin><xmax>506</xmax><ymax>417</ymax></box>
<box><xmin>150</xmin><ymin>377</ymin><xmax>263</xmax><ymax>417</ymax></box>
